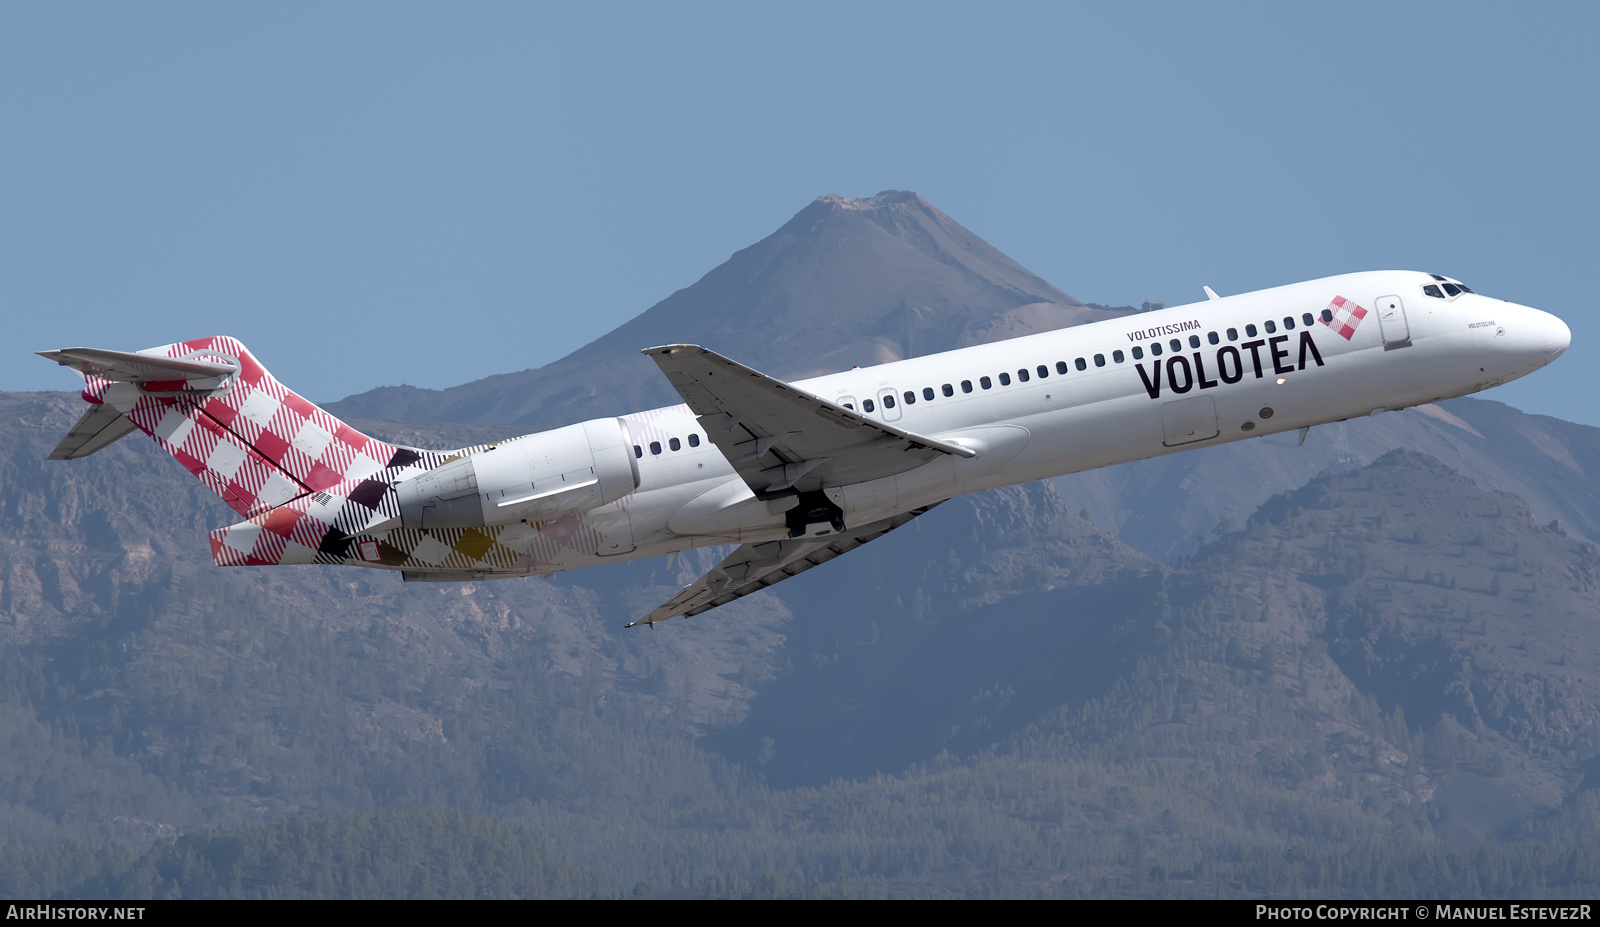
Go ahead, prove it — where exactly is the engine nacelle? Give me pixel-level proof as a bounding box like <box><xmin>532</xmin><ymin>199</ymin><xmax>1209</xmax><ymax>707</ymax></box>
<box><xmin>396</xmin><ymin>418</ymin><xmax>640</xmax><ymax>530</ymax></box>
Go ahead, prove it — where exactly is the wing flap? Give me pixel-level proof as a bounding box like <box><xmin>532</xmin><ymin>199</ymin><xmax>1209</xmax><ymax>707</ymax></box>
<box><xmin>629</xmin><ymin>503</ymin><xmax>938</xmax><ymax>626</ymax></box>
<box><xmin>644</xmin><ymin>345</ymin><xmax>972</xmax><ymax>495</ymax></box>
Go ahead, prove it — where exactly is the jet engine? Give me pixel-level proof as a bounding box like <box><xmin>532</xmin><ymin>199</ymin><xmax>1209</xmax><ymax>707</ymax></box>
<box><xmin>396</xmin><ymin>418</ymin><xmax>639</xmax><ymax>530</ymax></box>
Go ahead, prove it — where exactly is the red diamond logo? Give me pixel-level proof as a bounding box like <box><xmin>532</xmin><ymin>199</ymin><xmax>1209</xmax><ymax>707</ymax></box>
<box><xmin>1323</xmin><ymin>296</ymin><xmax>1368</xmax><ymax>340</ymax></box>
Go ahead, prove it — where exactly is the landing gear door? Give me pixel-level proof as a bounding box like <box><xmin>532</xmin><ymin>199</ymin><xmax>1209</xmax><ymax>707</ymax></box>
<box><xmin>1376</xmin><ymin>295</ymin><xmax>1410</xmax><ymax>346</ymax></box>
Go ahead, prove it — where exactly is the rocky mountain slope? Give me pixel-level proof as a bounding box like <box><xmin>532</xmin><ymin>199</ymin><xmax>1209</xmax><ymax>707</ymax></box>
<box><xmin>1056</xmin><ymin>397</ymin><xmax>1600</xmax><ymax>561</ymax></box>
<box><xmin>4</xmin><ymin>389</ymin><xmax>1600</xmax><ymax>896</ymax></box>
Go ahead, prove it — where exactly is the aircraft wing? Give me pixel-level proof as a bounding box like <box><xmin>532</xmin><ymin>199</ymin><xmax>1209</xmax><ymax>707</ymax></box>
<box><xmin>643</xmin><ymin>345</ymin><xmax>973</xmax><ymax>496</ymax></box>
<box><xmin>48</xmin><ymin>403</ymin><xmax>139</xmax><ymax>460</ymax></box>
<box><xmin>629</xmin><ymin>504</ymin><xmax>938</xmax><ymax>626</ymax></box>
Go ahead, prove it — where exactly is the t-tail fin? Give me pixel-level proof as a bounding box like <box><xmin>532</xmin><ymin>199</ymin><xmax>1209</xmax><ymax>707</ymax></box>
<box><xmin>41</xmin><ymin>336</ymin><xmax>422</xmax><ymax>519</ymax></box>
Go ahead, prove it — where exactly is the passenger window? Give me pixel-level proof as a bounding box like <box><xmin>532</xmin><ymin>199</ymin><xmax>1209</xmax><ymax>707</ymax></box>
<box><xmin>942</xmin><ymin>384</ymin><xmax>953</xmax><ymax>397</ymax></box>
<box><xmin>650</xmin><ymin>441</ymin><xmax>662</xmax><ymax>455</ymax></box>
<box><xmin>864</xmin><ymin>399</ymin><xmax>875</xmax><ymax>412</ymax></box>
<box><xmin>1075</xmin><ymin>357</ymin><xmax>1088</xmax><ymax>370</ymax></box>
<box><xmin>962</xmin><ymin>380</ymin><xmax>973</xmax><ymax>393</ymax></box>
<box><xmin>1151</xmin><ymin>343</ymin><xmax>1163</xmax><ymax>357</ymax></box>
<box><xmin>634</xmin><ymin>445</ymin><xmax>642</xmax><ymax>458</ymax></box>
<box><xmin>980</xmin><ymin>376</ymin><xmax>992</xmax><ymax>390</ymax></box>
<box><xmin>1227</xmin><ymin>327</ymin><xmax>1238</xmax><ymax>341</ymax></box>
<box><xmin>1132</xmin><ymin>346</ymin><xmax>1144</xmax><ymax>360</ymax></box>
<box><xmin>1283</xmin><ymin>316</ymin><xmax>1295</xmax><ymax>330</ymax></box>
<box><xmin>669</xmin><ymin>437</ymin><xmax>681</xmax><ymax>451</ymax></box>
<box><xmin>1189</xmin><ymin>335</ymin><xmax>1201</xmax><ymax>349</ymax></box>
<box><xmin>999</xmin><ymin>372</ymin><xmax>1011</xmax><ymax>386</ymax></box>
<box><xmin>1245</xmin><ymin>324</ymin><xmax>1258</xmax><ymax>337</ymax></box>
<box><xmin>689</xmin><ymin>434</ymin><xmax>700</xmax><ymax>447</ymax></box>
<box><xmin>843</xmin><ymin>403</ymin><xmax>854</xmax><ymax>410</ymax></box>
<box><xmin>1208</xmin><ymin>331</ymin><xmax>1219</xmax><ymax>345</ymax></box>
<box><xmin>1037</xmin><ymin>365</ymin><xmax>1049</xmax><ymax>379</ymax></box>
<box><xmin>924</xmin><ymin>387</ymin><xmax>935</xmax><ymax>401</ymax></box>
<box><xmin>1017</xmin><ymin>369</ymin><xmax>1029</xmax><ymax>382</ymax></box>
<box><xmin>1094</xmin><ymin>354</ymin><xmax>1105</xmax><ymax>367</ymax></box>
<box><xmin>1320</xmin><ymin>309</ymin><xmax>1333</xmax><ymax>323</ymax></box>
<box><xmin>884</xmin><ymin>393</ymin><xmax>896</xmax><ymax>408</ymax></box>
<box><xmin>903</xmin><ymin>391</ymin><xmax>915</xmax><ymax>405</ymax></box>
<box><xmin>1302</xmin><ymin>313</ymin><xmax>1314</xmax><ymax>326</ymax></box>
<box><xmin>1112</xmin><ymin>349</ymin><xmax>1124</xmax><ymax>363</ymax></box>
<box><xmin>1056</xmin><ymin>361</ymin><xmax>1069</xmax><ymax>375</ymax></box>
<box><xmin>1265</xmin><ymin>320</ymin><xmax>1277</xmax><ymax>334</ymax></box>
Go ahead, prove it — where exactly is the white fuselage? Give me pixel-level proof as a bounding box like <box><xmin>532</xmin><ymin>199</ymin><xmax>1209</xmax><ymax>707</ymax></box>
<box><xmin>497</xmin><ymin>271</ymin><xmax>1569</xmax><ymax>572</ymax></box>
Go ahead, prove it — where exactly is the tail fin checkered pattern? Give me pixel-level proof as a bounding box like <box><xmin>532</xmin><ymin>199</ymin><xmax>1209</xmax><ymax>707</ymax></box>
<box><xmin>83</xmin><ymin>336</ymin><xmax>410</xmax><ymax>519</ymax></box>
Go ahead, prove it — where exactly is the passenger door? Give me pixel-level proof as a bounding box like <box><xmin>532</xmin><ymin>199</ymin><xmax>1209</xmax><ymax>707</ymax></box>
<box><xmin>1376</xmin><ymin>295</ymin><xmax>1410</xmax><ymax>346</ymax></box>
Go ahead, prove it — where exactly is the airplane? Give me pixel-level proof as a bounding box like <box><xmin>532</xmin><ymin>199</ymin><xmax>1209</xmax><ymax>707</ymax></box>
<box><xmin>40</xmin><ymin>271</ymin><xmax>1569</xmax><ymax>627</ymax></box>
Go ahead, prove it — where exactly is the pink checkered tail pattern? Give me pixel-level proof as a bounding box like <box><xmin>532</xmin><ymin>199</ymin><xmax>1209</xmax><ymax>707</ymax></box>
<box><xmin>78</xmin><ymin>336</ymin><xmax>441</xmax><ymax>565</ymax></box>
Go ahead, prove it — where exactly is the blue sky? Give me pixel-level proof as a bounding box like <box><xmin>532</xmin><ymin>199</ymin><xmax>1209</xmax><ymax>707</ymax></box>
<box><xmin>4</xmin><ymin>3</ymin><xmax>1596</xmax><ymax>424</ymax></box>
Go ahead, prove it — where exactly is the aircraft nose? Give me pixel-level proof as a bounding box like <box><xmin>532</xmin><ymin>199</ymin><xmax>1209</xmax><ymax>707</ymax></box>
<box><xmin>1543</xmin><ymin>311</ymin><xmax>1572</xmax><ymax>360</ymax></box>
<box><xmin>1492</xmin><ymin>303</ymin><xmax>1570</xmax><ymax>380</ymax></box>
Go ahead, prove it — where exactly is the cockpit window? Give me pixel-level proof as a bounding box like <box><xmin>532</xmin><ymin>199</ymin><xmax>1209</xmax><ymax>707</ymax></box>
<box><xmin>1423</xmin><ymin>278</ymin><xmax>1475</xmax><ymax>300</ymax></box>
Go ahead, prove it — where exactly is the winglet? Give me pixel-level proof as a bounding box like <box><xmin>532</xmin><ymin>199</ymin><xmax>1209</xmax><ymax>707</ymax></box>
<box><xmin>1203</xmin><ymin>286</ymin><xmax>1221</xmax><ymax>301</ymax></box>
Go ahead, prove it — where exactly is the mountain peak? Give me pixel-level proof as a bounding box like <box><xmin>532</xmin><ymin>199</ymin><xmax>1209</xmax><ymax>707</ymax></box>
<box><xmin>817</xmin><ymin>190</ymin><xmax>927</xmax><ymax>210</ymax></box>
<box><xmin>331</xmin><ymin>192</ymin><xmax>1131</xmax><ymax>429</ymax></box>
<box><xmin>781</xmin><ymin>189</ymin><xmax>964</xmax><ymax>244</ymax></box>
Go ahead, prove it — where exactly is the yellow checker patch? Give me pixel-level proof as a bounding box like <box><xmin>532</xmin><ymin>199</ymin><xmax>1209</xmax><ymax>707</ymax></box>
<box><xmin>454</xmin><ymin>528</ymin><xmax>496</xmax><ymax>562</ymax></box>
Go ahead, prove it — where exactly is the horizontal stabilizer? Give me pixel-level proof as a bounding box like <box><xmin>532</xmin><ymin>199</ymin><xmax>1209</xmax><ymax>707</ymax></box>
<box><xmin>38</xmin><ymin>347</ymin><xmax>238</xmax><ymax>386</ymax></box>
<box><xmin>48</xmin><ymin>404</ymin><xmax>139</xmax><ymax>460</ymax></box>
